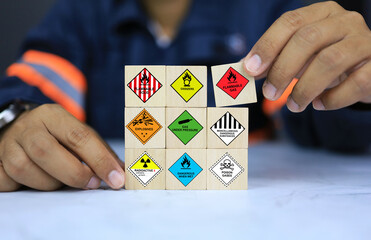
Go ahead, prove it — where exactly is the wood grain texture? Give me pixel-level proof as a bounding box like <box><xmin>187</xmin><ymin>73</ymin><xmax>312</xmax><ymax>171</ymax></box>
<box><xmin>207</xmin><ymin>149</ymin><xmax>248</xmax><ymax>190</ymax></box>
<box><xmin>166</xmin><ymin>107</ymin><xmax>207</xmax><ymax>149</ymax></box>
<box><xmin>165</xmin><ymin>149</ymin><xmax>207</xmax><ymax>190</ymax></box>
<box><xmin>211</xmin><ymin>62</ymin><xmax>256</xmax><ymax>107</ymax></box>
<box><xmin>125</xmin><ymin>65</ymin><xmax>166</xmax><ymax>107</ymax></box>
<box><xmin>125</xmin><ymin>107</ymin><xmax>165</xmax><ymax>148</ymax></box>
<box><xmin>125</xmin><ymin>148</ymin><xmax>166</xmax><ymax>190</ymax></box>
<box><xmin>166</xmin><ymin>66</ymin><xmax>207</xmax><ymax>107</ymax></box>
<box><xmin>207</xmin><ymin>107</ymin><xmax>249</xmax><ymax>149</ymax></box>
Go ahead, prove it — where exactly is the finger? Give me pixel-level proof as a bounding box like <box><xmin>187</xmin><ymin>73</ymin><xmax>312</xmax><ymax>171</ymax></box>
<box><xmin>264</xmin><ymin>14</ymin><xmax>353</xmax><ymax>100</ymax></box>
<box><xmin>287</xmin><ymin>35</ymin><xmax>371</xmax><ymax>112</ymax></box>
<box><xmin>2</xmin><ymin>141</ymin><xmax>63</xmax><ymax>191</ymax></box>
<box><xmin>37</xmin><ymin>105</ymin><xmax>125</xmax><ymax>189</ymax></box>
<box><xmin>313</xmin><ymin>60</ymin><xmax>371</xmax><ymax>110</ymax></box>
<box><xmin>17</xmin><ymin>126</ymin><xmax>101</xmax><ymax>190</ymax></box>
<box><xmin>243</xmin><ymin>1</ymin><xmax>344</xmax><ymax>77</ymax></box>
<box><xmin>0</xmin><ymin>163</ymin><xmax>20</xmax><ymax>192</ymax></box>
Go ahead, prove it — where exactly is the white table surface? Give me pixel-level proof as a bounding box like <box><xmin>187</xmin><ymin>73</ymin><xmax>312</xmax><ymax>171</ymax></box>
<box><xmin>1</xmin><ymin>140</ymin><xmax>370</xmax><ymax>240</ymax></box>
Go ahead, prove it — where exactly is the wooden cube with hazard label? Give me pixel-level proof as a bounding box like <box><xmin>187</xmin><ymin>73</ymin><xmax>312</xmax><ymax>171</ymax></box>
<box><xmin>166</xmin><ymin>149</ymin><xmax>207</xmax><ymax>190</ymax></box>
<box><xmin>125</xmin><ymin>148</ymin><xmax>166</xmax><ymax>190</ymax></box>
<box><xmin>211</xmin><ymin>62</ymin><xmax>257</xmax><ymax>107</ymax></box>
<box><xmin>125</xmin><ymin>65</ymin><xmax>166</xmax><ymax>107</ymax></box>
<box><xmin>166</xmin><ymin>66</ymin><xmax>207</xmax><ymax>107</ymax></box>
<box><xmin>125</xmin><ymin>107</ymin><xmax>165</xmax><ymax>148</ymax></box>
<box><xmin>207</xmin><ymin>107</ymin><xmax>249</xmax><ymax>149</ymax></box>
<box><xmin>166</xmin><ymin>108</ymin><xmax>207</xmax><ymax>149</ymax></box>
<box><xmin>207</xmin><ymin>149</ymin><xmax>248</xmax><ymax>190</ymax></box>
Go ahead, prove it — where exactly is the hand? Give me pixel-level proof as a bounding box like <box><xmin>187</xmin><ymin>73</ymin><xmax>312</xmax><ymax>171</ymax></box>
<box><xmin>0</xmin><ymin>104</ymin><xmax>125</xmax><ymax>191</ymax></box>
<box><xmin>243</xmin><ymin>1</ymin><xmax>371</xmax><ymax>112</ymax></box>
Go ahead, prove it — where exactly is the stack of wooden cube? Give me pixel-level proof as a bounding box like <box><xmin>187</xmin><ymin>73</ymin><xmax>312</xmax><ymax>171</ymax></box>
<box><xmin>124</xmin><ymin>62</ymin><xmax>256</xmax><ymax>190</ymax></box>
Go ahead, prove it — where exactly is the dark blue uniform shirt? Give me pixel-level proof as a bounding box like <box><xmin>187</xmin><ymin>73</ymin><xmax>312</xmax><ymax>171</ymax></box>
<box><xmin>0</xmin><ymin>0</ymin><xmax>370</xmax><ymax>152</ymax></box>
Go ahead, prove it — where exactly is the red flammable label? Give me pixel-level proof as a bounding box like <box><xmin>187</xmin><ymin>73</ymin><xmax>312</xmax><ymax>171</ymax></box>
<box><xmin>216</xmin><ymin>67</ymin><xmax>249</xmax><ymax>99</ymax></box>
<box><xmin>127</xmin><ymin>68</ymin><xmax>162</xmax><ymax>103</ymax></box>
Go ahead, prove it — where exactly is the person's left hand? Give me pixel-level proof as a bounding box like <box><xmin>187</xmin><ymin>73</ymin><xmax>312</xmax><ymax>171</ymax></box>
<box><xmin>243</xmin><ymin>1</ymin><xmax>371</xmax><ymax>112</ymax></box>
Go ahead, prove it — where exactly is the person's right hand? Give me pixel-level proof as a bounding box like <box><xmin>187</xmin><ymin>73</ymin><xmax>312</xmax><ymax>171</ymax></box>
<box><xmin>0</xmin><ymin>104</ymin><xmax>125</xmax><ymax>191</ymax></box>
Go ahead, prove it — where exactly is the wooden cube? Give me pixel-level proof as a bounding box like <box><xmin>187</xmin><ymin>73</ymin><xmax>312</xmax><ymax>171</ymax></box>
<box><xmin>166</xmin><ymin>149</ymin><xmax>206</xmax><ymax>190</ymax></box>
<box><xmin>211</xmin><ymin>62</ymin><xmax>257</xmax><ymax>107</ymax></box>
<box><xmin>207</xmin><ymin>149</ymin><xmax>248</xmax><ymax>190</ymax></box>
<box><xmin>125</xmin><ymin>149</ymin><xmax>166</xmax><ymax>190</ymax></box>
<box><xmin>125</xmin><ymin>65</ymin><xmax>166</xmax><ymax>107</ymax></box>
<box><xmin>207</xmin><ymin>107</ymin><xmax>249</xmax><ymax>149</ymax></box>
<box><xmin>166</xmin><ymin>66</ymin><xmax>207</xmax><ymax>107</ymax></box>
<box><xmin>125</xmin><ymin>107</ymin><xmax>165</xmax><ymax>148</ymax></box>
<box><xmin>166</xmin><ymin>108</ymin><xmax>206</xmax><ymax>149</ymax></box>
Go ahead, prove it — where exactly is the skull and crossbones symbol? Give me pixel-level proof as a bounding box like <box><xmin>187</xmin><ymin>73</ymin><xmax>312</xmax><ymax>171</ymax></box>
<box><xmin>220</xmin><ymin>159</ymin><xmax>234</xmax><ymax>171</ymax></box>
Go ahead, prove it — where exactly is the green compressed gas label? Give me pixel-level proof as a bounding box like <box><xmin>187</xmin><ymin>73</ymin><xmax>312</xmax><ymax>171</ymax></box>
<box><xmin>168</xmin><ymin>110</ymin><xmax>203</xmax><ymax>145</ymax></box>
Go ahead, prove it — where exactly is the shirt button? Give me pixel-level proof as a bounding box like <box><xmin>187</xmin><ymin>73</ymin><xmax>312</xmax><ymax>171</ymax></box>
<box><xmin>226</xmin><ymin>33</ymin><xmax>246</xmax><ymax>56</ymax></box>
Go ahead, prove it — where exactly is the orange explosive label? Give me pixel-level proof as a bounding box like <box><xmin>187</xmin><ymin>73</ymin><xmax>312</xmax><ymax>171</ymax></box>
<box><xmin>126</xmin><ymin>109</ymin><xmax>162</xmax><ymax>144</ymax></box>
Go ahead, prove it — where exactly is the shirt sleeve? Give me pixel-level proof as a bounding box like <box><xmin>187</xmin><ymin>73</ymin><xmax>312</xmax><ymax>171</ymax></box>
<box><xmin>0</xmin><ymin>0</ymin><xmax>89</xmax><ymax>121</ymax></box>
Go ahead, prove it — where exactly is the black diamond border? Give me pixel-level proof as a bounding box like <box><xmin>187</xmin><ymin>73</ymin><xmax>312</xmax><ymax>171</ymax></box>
<box><xmin>170</xmin><ymin>69</ymin><xmax>204</xmax><ymax>103</ymax></box>
<box><xmin>216</xmin><ymin>67</ymin><xmax>249</xmax><ymax>99</ymax></box>
<box><xmin>167</xmin><ymin>110</ymin><xmax>204</xmax><ymax>145</ymax></box>
<box><xmin>127</xmin><ymin>151</ymin><xmax>163</xmax><ymax>187</ymax></box>
<box><xmin>210</xmin><ymin>111</ymin><xmax>245</xmax><ymax>146</ymax></box>
<box><xmin>127</xmin><ymin>68</ymin><xmax>163</xmax><ymax>103</ymax></box>
<box><xmin>168</xmin><ymin>152</ymin><xmax>203</xmax><ymax>187</ymax></box>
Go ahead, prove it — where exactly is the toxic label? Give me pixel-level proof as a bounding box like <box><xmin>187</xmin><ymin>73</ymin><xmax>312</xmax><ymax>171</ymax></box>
<box><xmin>216</xmin><ymin>67</ymin><xmax>249</xmax><ymax>99</ymax></box>
<box><xmin>170</xmin><ymin>69</ymin><xmax>203</xmax><ymax>102</ymax></box>
<box><xmin>168</xmin><ymin>153</ymin><xmax>203</xmax><ymax>187</ymax></box>
<box><xmin>126</xmin><ymin>109</ymin><xmax>162</xmax><ymax>145</ymax></box>
<box><xmin>209</xmin><ymin>152</ymin><xmax>244</xmax><ymax>187</ymax></box>
<box><xmin>168</xmin><ymin>110</ymin><xmax>203</xmax><ymax>145</ymax></box>
<box><xmin>128</xmin><ymin>151</ymin><xmax>162</xmax><ymax>186</ymax></box>
<box><xmin>210</xmin><ymin>112</ymin><xmax>245</xmax><ymax>146</ymax></box>
<box><xmin>127</xmin><ymin>68</ymin><xmax>162</xmax><ymax>103</ymax></box>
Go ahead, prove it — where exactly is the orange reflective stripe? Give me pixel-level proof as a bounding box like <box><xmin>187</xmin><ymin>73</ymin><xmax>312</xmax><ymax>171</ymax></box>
<box><xmin>249</xmin><ymin>126</ymin><xmax>273</xmax><ymax>145</ymax></box>
<box><xmin>22</xmin><ymin>50</ymin><xmax>87</xmax><ymax>93</ymax></box>
<box><xmin>263</xmin><ymin>78</ymin><xmax>298</xmax><ymax>116</ymax></box>
<box><xmin>6</xmin><ymin>63</ymin><xmax>86</xmax><ymax>122</ymax></box>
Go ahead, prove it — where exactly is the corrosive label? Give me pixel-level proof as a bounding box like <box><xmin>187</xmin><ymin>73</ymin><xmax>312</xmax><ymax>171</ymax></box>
<box><xmin>126</xmin><ymin>109</ymin><xmax>162</xmax><ymax>144</ymax></box>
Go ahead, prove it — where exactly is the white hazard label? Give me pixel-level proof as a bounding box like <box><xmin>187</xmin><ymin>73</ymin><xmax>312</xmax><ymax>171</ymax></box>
<box><xmin>209</xmin><ymin>152</ymin><xmax>244</xmax><ymax>187</ymax></box>
<box><xmin>210</xmin><ymin>112</ymin><xmax>245</xmax><ymax>146</ymax></box>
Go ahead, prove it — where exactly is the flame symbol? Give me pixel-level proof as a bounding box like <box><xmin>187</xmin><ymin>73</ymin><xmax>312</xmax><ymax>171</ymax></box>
<box><xmin>181</xmin><ymin>155</ymin><xmax>191</xmax><ymax>168</ymax></box>
<box><xmin>183</xmin><ymin>72</ymin><xmax>192</xmax><ymax>87</ymax></box>
<box><xmin>227</xmin><ymin>70</ymin><xmax>237</xmax><ymax>82</ymax></box>
<box><xmin>140</xmin><ymin>73</ymin><xmax>150</xmax><ymax>84</ymax></box>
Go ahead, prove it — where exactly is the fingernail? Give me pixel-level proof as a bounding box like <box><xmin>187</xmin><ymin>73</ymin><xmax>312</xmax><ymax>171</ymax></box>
<box><xmin>108</xmin><ymin>170</ymin><xmax>125</xmax><ymax>189</ymax></box>
<box><xmin>86</xmin><ymin>176</ymin><xmax>101</xmax><ymax>189</ymax></box>
<box><xmin>287</xmin><ymin>96</ymin><xmax>300</xmax><ymax>112</ymax></box>
<box><xmin>313</xmin><ymin>98</ymin><xmax>325</xmax><ymax>110</ymax></box>
<box><xmin>263</xmin><ymin>82</ymin><xmax>277</xmax><ymax>100</ymax></box>
<box><xmin>244</xmin><ymin>54</ymin><xmax>262</xmax><ymax>73</ymax></box>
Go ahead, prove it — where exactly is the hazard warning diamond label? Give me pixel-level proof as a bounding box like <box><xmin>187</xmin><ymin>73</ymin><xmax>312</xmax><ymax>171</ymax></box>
<box><xmin>209</xmin><ymin>152</ymin><xmax>244</xmax><ymax>187</ymax></box>
<box><xmin>128</xmin><ymin>151</ymin><xmax>162</xmax><ymax>187</ymax></box>
<box><xmin>168</xmin><ymin>153</ymin><xmax>203</xmax><ymax>187</ymax></box>
<box><xmin>127</xmin><ymin>68</ymin><xmax>162</xmax><ymax>103</ymax></box>
<box><xmin>171</xmin><ymin>69</ymin><xmax>203</xmax><ymax>102</ymax></box>
<box><xmin>216</xmin><ymin>67</ymin><xmax>249</xmax><ymax>99</ymax></box>
<box><xmin>210</xmin><ymin>112</ymin><xmax>245</xmax><ymax>146</ymax></box>
<box><xmin>168</xmin><ymin>110</ymin><xmax>203</xmax><ymax>145</ymax></box>
<box><xmin>126</xmin><ymin>109</ymin><xmax>162</xmax><ymax>145</ymax></box>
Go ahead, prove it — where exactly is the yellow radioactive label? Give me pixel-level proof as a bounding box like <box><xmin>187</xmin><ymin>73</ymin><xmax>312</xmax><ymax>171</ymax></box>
<box><xmin>170</xmin><ymin>69</ymin><xmax>203</xmax><ymax>102</ymax></box>
<box><xmin>130</xmin><ymin>153</ymin><xmax>160</xmax><ymax>170</ymax></box>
